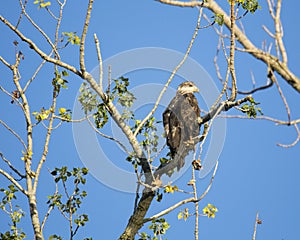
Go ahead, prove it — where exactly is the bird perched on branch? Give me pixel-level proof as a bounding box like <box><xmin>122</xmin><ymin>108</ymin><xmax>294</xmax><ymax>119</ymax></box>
<box><xmin>163</xmin><ymin>81</ymin><xmax>201</xmax><ymax>171</ymax></box>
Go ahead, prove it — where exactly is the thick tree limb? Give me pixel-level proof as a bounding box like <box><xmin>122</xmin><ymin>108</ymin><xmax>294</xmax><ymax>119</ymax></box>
<box><xmin>119</xmin><ymin>191</ymin><xmax>155</xmax><ymax>240</ymax></box>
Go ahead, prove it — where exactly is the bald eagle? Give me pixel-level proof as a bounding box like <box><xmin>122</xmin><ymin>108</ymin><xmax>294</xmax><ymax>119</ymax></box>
<box><xmin>163</xmin><ymin>81</ymin><xmax>200</xmax><ymax>170</ymax></box>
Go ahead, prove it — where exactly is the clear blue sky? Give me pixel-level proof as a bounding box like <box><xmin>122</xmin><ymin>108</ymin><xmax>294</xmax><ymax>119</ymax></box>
<box><xmin>0</xmin><ymin>1</ymin><xmax>300</xmax><ymax>239</ymax></box>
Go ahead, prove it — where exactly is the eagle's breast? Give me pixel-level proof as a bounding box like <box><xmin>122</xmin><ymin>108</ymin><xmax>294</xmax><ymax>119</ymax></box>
<box><xmin>163</xmin><ymin>92</ymin><xmax>200</xmax><ymax>159</ymax></box>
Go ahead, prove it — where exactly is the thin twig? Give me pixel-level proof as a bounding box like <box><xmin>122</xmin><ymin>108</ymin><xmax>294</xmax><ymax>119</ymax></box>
<box><xmin>0</xmin><ymin>119</ymin><xmax>26</xmax><ymax>149</ymax></box>
<box><xmin>107</xmin><ymin>65</ymin><xmax>112</xmax><ymax>95</ymax></box>
<box><xmin>33</xmin><ymin>75</ymin><xmax>58</xmax><ymax>193</ymax></box>
<box><xmin>144</xmin><ymin>161</ymin><xmax>218</xmax><ymax>223</ymax></box>
<box><xmin>93</xmin><ymin>33</ymin><xmax>104</xmax><ymax>91</ymax></box>
<box><xmin>274</xmin><ymin>0</ymin><xmax>287</xmax><ymax>64</ymax></box>
<box><xmin>15</xmin><ymin>0</ymin><xmax>28</xmax><ymax>28</ymax></box>
<box><xmin>271</xmin><ymin>69</ymin><xmax>291</xmax><ymax>123</ymax></box>
<box><xmin>18</xmin><ymin>0</ymin><xmax>60</xmax><ymax>59</ymax></box>
<box><xmin>277</xmin><ymin>124</ymin><xmax>300</xmax><ymax>148</ymax></box>
<box><xmin>87</xmin><ymin>117</ymin><xmax>131</xmax><ymax>155</ymax></box>
<box><xmin>41</xmin><ymin>169</ymin><xmax>59</xmax><ymax>230</ymax></box>
<box><xmin>252</xmin><ymin>212</ymin><xmax>260</xmax><ymax>240</ymax></box>
<box><xmin>191</xmin><ymin>167</ymin><xmax>199</xmax><ymax>240</ymax></box>
<box><xmin>53</xmin><ymin>0</ymin><xmax>66</xmax><ymax>58</ymax></box>
<box><xmin>0</xmin><ymin>152</ymin><xmax>25</xmax><ymax>179</ymax></box>
<box><xmin>53</xmin><ymin>114</ymin><xmax>90</xmax><ymax>123</ymax></box>
<box><xmin>219</xmin><ymin>114</ymin><xmax>300</xmax><ymax>125</ymax></box>
<box><xmin>79</xmin><ymin>0</ymin><xmax>94</xmax><ymax>73</ymax></box>
<box><xmin>195</xmin><ymin>161</ymin><xmax>218</xmax><ymax>203</ymax></box>
<box><xmin>0</xmin><ymin>168</ymin><xmax>27</xmax><ymax>195</ymax></box>
<box><xmin>23</xmin><ymin>58</ymin><xmax>47</xmax><ymax>93</ymax></box>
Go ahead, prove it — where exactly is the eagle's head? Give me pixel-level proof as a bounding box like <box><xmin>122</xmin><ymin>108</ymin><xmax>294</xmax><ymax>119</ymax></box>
<box><xmin>177</xmin><ymin>81</ymin><xmax>199</xmax><ymax>95</ymax></box>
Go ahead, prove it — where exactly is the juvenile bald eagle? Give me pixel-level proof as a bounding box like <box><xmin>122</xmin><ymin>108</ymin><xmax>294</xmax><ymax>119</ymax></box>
<box><xmin>163</xmin><ymin>81</ymin><xmax>200</xmax><ymax>170</ymax></box>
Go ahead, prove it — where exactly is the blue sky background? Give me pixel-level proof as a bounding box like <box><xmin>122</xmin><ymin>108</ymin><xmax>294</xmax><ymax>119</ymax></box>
<box><xmin>1</xmin><ymin>0</ymin><xmax>300</xmax><ymax>239</ymax></box>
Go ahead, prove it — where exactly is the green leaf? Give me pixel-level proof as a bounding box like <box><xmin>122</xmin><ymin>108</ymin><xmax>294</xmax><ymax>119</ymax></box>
<box><xmin>62</xmin><ymin>32</ymin><xmax>81</xmax><ymax>45</ymax></box>
<box><xmin>214</xmin><ymin>13</ymin><xmax>224</xmax><ymax>26</ymax></box>
<box><xmin>240</xmin><ymin>0</ymin><xmax>261</xmax><ymax>13</ymax></box>
<box><xmin>93</xmin><ymin>103</ymin><xmax>109</xmax><ymax>128</ymax></box>
<box><xmin>62</xmin><ymin>70</ymin><xmax>69</xmax><ymax>76</ymax></box>
<box><xmin>34</xmin><ymin>0</ymin><xmax>51</xmax><ymax>9</ymax></box>
<box><xmin>40</xmin><ymin>1</ymin><xmax>51</xmax><ymax>8</ymax></box>
<box><xmin>156</xmin><ymin>192</ymin><xmax>163</xmax><ymax>202</ymax></box>
<box><xmin>78</xmin><ymin>82</ymin><xmax>99</xmax><ymax>114</ymax></box>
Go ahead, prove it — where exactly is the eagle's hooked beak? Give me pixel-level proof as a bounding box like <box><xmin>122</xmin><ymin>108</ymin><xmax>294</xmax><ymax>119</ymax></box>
<box><xmin>193</xmin><ymin>86</ymin><xmax>200</xmax><ymax>93</ymax></box>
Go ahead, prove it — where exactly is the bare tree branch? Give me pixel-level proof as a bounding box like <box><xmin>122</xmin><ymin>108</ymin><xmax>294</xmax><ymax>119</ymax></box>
<box><xmin>18</xmin><ymin>0</ymin><xmax>60</xmax><ymax>59</ymax></box>
<box><xmin>0</xmin><ymin>168</ymin><xmax>27</xmax><ymax>195</ymax></box>
<box><xmin>80</xmin><ymin>0</ymin><xmax>94</xmax><ymax>73</ymax></box>
<box><xmin>191</xmin><ymin>168</ymin><xmax>199</xmax><ymax>240</ymax></box>
<box><xmin>0</xmin><ymin>119</ymin><xmax>26</xmax><ymax>150</ymax></box>
<box><xmin>252</xmin><ymin>212</ymin><xmax>261</xmax><ymax>240</ymax></box>
<box><xmin>15</xmin><ymin>0</ymin><xmax>28</xmax><ymax>29</ymax></box>
<box><xmin>93</xmin><ymin>33</ymin><xmax>104</xmax><ymax>91</ymax></box>
<box><xmin>33</xmin><ymin>87</ymin><xmax>57</xmax><ymax>193</ymax></box>
<box><xmin>0</xmin><ymin>152</ymin><xmax>26</xmax><ymax>179</ymax></box>
<box><xmin>143</xmin><ymin>161</ymin><xmax>219</xmax><ymax>223</ymax></box>
<box><xmin>228</xmin><ymin>0</ymin><xmax>237</xmax><ymax>101</ymax></box>
<box><xmin>87</xmin><ymin>117</ymin><xmax>131</xmax><ymax>155</ymax></box>
<box><xmin>272</xmin><ymin>68</ymin><xmax>291</xmax><ymax>123</ymax></box>
<box><xmin>0</xmin><ymin>15</ymin><xmax>81</xmax><ymax>75</ymax></box>
<box><xmin>156</xmin><ymin>0</ymin><xmax>300</xmax><ymax>93</ymax></box>
<box><xmin>277</xmin><ymin>124</ymin><xmax>300</xmax><ymax>148</ymax></box>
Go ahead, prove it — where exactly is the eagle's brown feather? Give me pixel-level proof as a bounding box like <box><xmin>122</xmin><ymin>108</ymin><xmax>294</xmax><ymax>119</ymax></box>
<box><xmin>163</xmin><ymin>82</ymin><xmax>200</xmax><ymax>170</ymax></box>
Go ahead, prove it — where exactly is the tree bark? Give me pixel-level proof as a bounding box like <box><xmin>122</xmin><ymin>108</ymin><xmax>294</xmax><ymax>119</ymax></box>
<box><xmin>119</xmin><ymin>191</ymin><xmax>155</xmax><ymax>240</ymax></box>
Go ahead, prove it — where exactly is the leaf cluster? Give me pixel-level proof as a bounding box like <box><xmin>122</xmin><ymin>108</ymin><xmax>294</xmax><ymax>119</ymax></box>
<box><xmin>110</xmin><ymin>76</ymin><xmax>136</xmax><ymax>108</ymax></box>
<box><xmin>215</xmin><ymin>0</ymin><xmax>261</xmax><ymax>26</ymax></box>
<box><xmin>52</xmin><ymin>70</ymin><xmax>69</xmax><ymax>95</ymax></box>
<box><xmin>213</xmin><ymin>13</ymin><xmax>224</xmax><ymax>26</ymax></box>
<box><xmin>132</xmin><ymin>117</ymin><xmax>160</xmax><ymax>153</ymax></box>
<box><xmin>47</xmin><ymin>167</ymin><xmax>89</xmax><ymax>233</ymax></box>
<box><xmin>240</xmin><ymin>97</ymin><xmax>263</xmax><ymax>118</ymax></box>
<box><xmin>236</xmin><ymin>0</ymin><xmax>261</xmax><ymax>13</ymax></box>
<box><xmin>148</xmin><ymin>218</ymin><xmax>170</xmax><ymax>238</ymax></box>
<box><xmin>93</xmin><ymin>103</ymin><xmax>109</xmax><ymax>129</ymax></box>
<box><xmin>0</xmin><ymin>185</ymin><xmax>18</xmax><ymax>209</ymax></box>
<box><xmin>33</xmin><ymin>0</ymin><xmax>51</xmax><ymax>9</ymax></box>
<box><xmin>0</xmin><ymin>185</ymin><xmax>26</xmax><ymax>240</ymax></box>
<box><xmin>58</xmin><ymin>107</ymin><xmax>72</xmax><ymax>121</ymax></box>
<box><xmin>164</xmin><ymin>184</ymin><xmax>178</xmax><ymax>194</ymax></box>
<box><xmin>32</xmin><ymin>107</ymin><xmax>51</xmax><ymax>122</ymax></box>
<box><xmin>62</xmin><ymin>32</ymin><xmax>81</xmax><ymax>45</ymax></box>
<box><xmin>202</xmin><ymin>203</ymin><xmax>218</xmax><ymax>218</ymax></box>
<box><xmin>139</xmin><ymin>218</ymin><xmax>170</xmax><ymax>240</ymax></box>
<box><xmin>177</xmin><ymin>208</ymin><xmax>189</xmax><ymax>221</ymax></box>
<box><xmin>78</xmin><ymin>82</ymin><xmax>99</xmax><ymax>115</ymax></box>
